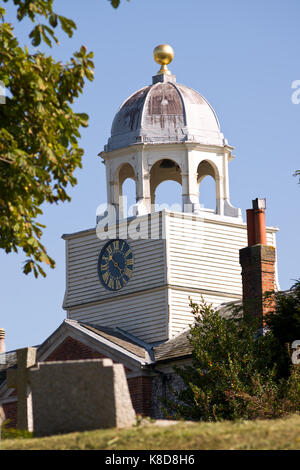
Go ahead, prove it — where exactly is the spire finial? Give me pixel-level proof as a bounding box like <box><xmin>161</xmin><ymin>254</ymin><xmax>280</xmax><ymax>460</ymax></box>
<box><xmin>153</xmin><ymin>44</ymin><xmax>174</xmax><ymax>75</ymax></box>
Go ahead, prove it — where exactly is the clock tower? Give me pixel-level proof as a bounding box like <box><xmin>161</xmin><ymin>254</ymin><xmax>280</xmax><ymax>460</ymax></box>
<box><xmin>62</xmin><ymin>45</ymin><xmax>278</xmax><ymax>345</ymax></box>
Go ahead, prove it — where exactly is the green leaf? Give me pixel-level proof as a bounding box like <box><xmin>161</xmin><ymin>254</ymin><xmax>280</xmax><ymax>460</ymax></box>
<box><xmin>0</xmin><ymin>0</ymin><xmax>94</xmax><ymax>278</ymax></box>
<box><xmin>110</xmin><ymin>0</ymin><xmax>121</xmax><ymax>8</ymax></box>
<box><xmin>29</xmin><ymin>25</ymin><xmax>41</xmax><ymax>46</ymax></box>
<box><xmin>58</xmin><ymin>15</ymin><xmax>76</xmax><ymax>37</ymax></box>
<box><xmin>49</xmin><ymin>13</ymin><xmax>58</xmax><ymax>28</ymax></box>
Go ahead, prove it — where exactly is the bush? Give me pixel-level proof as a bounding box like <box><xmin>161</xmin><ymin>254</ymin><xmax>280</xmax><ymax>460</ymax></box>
<box><xmin>0</xmin><ymin>420</ymin><xmax>33</xmax><ymax>440</ymax></box>
<box><xmin>264</xmin><ymin>280</ymin><xmax>300</xmax><ymax>378</ymax></box>
<box><xmin>168</xmin><ymin>298</ymin><xmax>300</xmax><ymax>422</ymax></box>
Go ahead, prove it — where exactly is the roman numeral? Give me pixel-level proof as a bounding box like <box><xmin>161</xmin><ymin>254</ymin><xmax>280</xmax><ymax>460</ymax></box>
<box><xmin>125</xmin><ymin>267</ymin><xmax>132</xmax><ymax>277</ymax></box>
<box><xmin>101</xmin><ymin>263</ymin><xmax>108</xmax><ymax>272</ymax></box>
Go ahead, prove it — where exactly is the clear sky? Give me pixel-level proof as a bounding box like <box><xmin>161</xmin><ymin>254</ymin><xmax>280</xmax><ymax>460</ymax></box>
<box><xmin>1</xmin><ymin>0</ymin><xmax>300</xmax><ymax>351</ymax></box>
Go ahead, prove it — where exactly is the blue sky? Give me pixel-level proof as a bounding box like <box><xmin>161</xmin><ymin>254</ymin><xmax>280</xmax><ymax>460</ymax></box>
<box><xmin>1</xmin><ymin>0</ymin><xmax>300</xmax><ymax>351</ymax></box>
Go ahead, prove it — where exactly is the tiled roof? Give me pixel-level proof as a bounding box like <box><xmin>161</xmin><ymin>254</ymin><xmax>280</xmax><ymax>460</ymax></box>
<box><xmin>79</xmin><ymin>323</ymin><xmax>148</xmax><ymax>360</ymax></box>
<box><xmin>153</xmin><ymin>329</ymin><xmax>192</xmax><ymax>363</ymax></box>
<box><xmin>0</xmin><ymin>351</ymin><xmax>17</xmax><ymax>386</ymax></box>
<box><xmin>217</xmin><ymin>300</ymin><xmax>243</xmax><ymax>318</ymax></box>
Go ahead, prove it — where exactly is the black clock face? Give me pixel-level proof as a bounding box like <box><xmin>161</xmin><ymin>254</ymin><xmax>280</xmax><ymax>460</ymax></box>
<box><xmin>98</xmin><ymin>239</ymin><xmax>134</xmax><ymax>291</ymax></box>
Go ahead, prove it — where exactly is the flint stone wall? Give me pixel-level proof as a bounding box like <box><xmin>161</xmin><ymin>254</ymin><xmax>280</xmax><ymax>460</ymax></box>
<box><xmin>152</xmin><ymin>372</ymin><xmax>185</xmax><ymax>419</ymax></box>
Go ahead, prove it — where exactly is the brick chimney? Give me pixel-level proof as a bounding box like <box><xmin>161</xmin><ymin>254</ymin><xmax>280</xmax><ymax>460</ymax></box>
<box><xmin>0</xmin><ymin>329</ymin><xmax>5</xmax><ymax>354</ymax></box>
<box><xmin>239</xmin><ymin>199</ymin><xmax>276</xmax><ymax>328</ymax></box>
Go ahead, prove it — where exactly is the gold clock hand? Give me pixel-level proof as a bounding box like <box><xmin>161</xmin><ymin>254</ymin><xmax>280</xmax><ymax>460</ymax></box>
<box><xmin>109</xmin><ymin>255</ymin><xmax>122</xmax><ymax>273</ymax></box>
<box><xmin>113</xmin><ymin>260</ymin><xmax>122</xmax><ymax>273</ymax></box>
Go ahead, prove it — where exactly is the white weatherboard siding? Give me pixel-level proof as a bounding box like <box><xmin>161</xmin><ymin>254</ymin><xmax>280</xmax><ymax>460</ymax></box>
<box><xmin>63</xmin><ymin>220</ymin><xmax>168</xmax><ymax>343</ymax></box>
<box><xmin>168</xmin><ymin>288</ymin><xmax>239</xmax><ymax>337</ymax></box>
<box><xmin>64</xmin><ymin>233</ymin><xmax>166</xmax><ymax>308</ymax></box>
<box><xmin>165</xmin><ymin>211</ymin><xmax>278</xmax><ymax>338</ymax></box>
<box><xmin>68</xmin><ymin>288</ymin><xmax>169</xmax><ymax>343</ymax></box>
<box><xmin>63</xmin><ymin>210</ymin><xmax>278</xmax><ymax>343</ymax></box>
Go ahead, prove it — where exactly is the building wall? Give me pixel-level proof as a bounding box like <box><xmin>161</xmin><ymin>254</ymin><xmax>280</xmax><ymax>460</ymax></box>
<box><xmin>64</xmin><ymin>230</ymin><xmax>166</xmax><ymax>309</ymax></box>
<box><xmin>63</xmin><ymin>211</ymin><xmax>278</xmax><ymax>343</ymax></box>
<box><xmin>165</xmin><ymin>211</ymin><xmax>277</xmax><ymax>337</ymax></box>
<box><xmin>2</xmin><ymin>401</ymin><xmax>17</xmax><ymax>428</ymax></box>
<box><xmin>127</xmin><ymin>376</ymin><xmax>153</xmax><ymax>416</ymax></box>
<box><xmin>67</xmin><ymin>288</ymin><xmax>169</xmax><ymax>343</ymax></box>
<box><xmin>168</xmin><ymin>288</ymin><xmax>239</xmax><ymax>337</ymax></box>
<box><xmin>64</xmin><ymin>216</ymin><xmax>169</xmax><ymax>343</ymax></box>
<box><xmin>44</xmin><ymin>336</ymin><xmax>107</xmax><ymax>362</ymax></box>
<box><xmin>151</xmin><ymin>370</ymin><xmax>186</xmax><ymax>419</ymax></box>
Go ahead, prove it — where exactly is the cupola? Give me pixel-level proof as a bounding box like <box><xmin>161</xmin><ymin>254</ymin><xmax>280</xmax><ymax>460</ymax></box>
<box><xmin>99</xmin><ymin>45</ymin><xmax>241</xmax><ymax>220</ymax></box>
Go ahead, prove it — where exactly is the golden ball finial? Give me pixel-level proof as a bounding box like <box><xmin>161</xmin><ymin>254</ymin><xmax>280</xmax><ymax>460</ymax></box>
<box><xmin>153</xmin><ymin>44</ymin><xmax>174</xmax><ymax>75</ymax></box>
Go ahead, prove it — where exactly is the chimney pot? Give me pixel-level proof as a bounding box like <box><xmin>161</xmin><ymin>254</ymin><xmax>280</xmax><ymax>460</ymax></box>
<box><xmin>246</xmin><ymin>198</ymin><xmax>267</xmax><ymax>246</ymax></box>
<box><xmin>252</xmin><ymin>198</ymin><xmax>266</xmax><ymax>210</ymax></box>
<box><xmin>254</xmin><ymin>208</ymin><xmax>267</xmax><ymax>245</ymax></box>
<box><xmin>240</xmin><ymin>199</ymin><xmax>276</xmax><ymax>327</ymax></box>
<box><xmin>0</xmin><ymin>328</ymin><xmax>5</xmax><ymax>354</ymax></box>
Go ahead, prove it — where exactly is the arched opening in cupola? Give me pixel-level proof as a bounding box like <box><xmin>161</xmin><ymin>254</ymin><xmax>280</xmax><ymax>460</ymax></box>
<box><xmin>150</xmin><ymin>159</ymin><xmax>182</xmax><ymax>212</ymax></box>
<box><xmin>115</xmin><ymin>163</ymin><xmax>136</xmax><ymax>219</ymax></box>
<box><xmin>154</xmin><ymin>181</ymin><xmax>182</xmax><ymax>212</ymax></box>
<box><xmin>197</xmin><ymin>160</ymin><xmax>217</xmax><ymax>213</ymax></box>
<box><xmin>122</xmin><ymin>178</ymin><xmax>136</xmax><ymax>217</ymax></box>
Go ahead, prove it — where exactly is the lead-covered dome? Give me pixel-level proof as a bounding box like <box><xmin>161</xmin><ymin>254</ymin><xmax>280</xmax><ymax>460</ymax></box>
<box><xmin>105</xmin><ymin>78</ymin><xmax>226</xmax><ymax>152</ymax></box>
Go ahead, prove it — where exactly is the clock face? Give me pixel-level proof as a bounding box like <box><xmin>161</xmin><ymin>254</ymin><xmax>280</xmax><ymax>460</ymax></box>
<box><xmin>98</xmin><ymin>239</ymin><xmax>134</xmax><ymax>291</ymax></box>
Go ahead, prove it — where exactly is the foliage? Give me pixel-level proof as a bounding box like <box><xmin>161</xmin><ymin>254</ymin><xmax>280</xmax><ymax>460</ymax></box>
<box><xmin>0</xmin><ymin>0</ymin><xmax>94</xmax><ymax>277</ymax></box>
<box><xmin>110</xmin><ymin>0</ymin><xmax>121</xmax><ymax>8</ymax></box>
<box><xmin>1</xmin><ymin>419</ymin><xmax>33</xmax><ymax>439</ymax></box>
<box><xmin>168</xmin><ymin>298</ymin><xmax>300</xmax><ymax>422</ymax></box>
<box><xmin>223</xmin><ymin>366</ymin><xmax>300</xmax><ymax>420</ymax></box>
<box><xmin>264</xmin><ymin>280</ymin><xmax>300</xmax><ymax>377</ymax></box>
<box><xmin>109</xmin><ymin>0</ymin><xmax>130</xmax><ymax>8</ymax></box>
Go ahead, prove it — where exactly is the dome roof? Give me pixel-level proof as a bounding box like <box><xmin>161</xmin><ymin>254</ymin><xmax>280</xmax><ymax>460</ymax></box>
<box><xmin>105</xmin><ymin>79</ymin><xmax>226</xmax><ymax>152</ymax></box>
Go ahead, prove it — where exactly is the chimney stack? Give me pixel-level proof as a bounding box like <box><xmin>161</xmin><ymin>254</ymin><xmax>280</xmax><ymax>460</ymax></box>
<box><xmin>0</xmin><ymin>329</ymin><xmax>5</xmax><ymax>354</ymax></box>
<box><xmin>239</xmin><ymin>199</ymin><xmax>276</xmax><ymax>328</ymax></box>
<box><xmin>246</xmin><ymin>198</ymin><xmax>267</xmax><ymax>246</ymax></box>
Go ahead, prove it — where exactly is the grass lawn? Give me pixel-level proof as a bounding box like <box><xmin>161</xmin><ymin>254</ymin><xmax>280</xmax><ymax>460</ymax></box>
<box><xmin>1</xmin><ymin>414</ymin><xmax>300</xmax><ymax>450</ymax></box>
